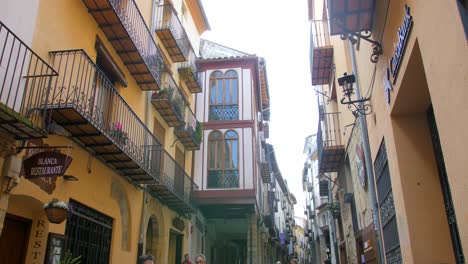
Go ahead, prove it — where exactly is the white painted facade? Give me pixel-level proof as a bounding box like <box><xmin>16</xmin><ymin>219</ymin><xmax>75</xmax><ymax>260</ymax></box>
<box><xmin>194</xmin><ymin>67</ymin><xmax>258</xmax><ymax>191</ymax></box>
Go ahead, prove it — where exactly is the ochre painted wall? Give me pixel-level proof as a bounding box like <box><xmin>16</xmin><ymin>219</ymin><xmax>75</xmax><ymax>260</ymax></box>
<box><xmin>351</xmin><ymin>0</ymin><xmax>468</xmax><ymax>262</ymax></box>
<box><xmin>7</xmin><ymin>134</ymin><xmax>143</xmax><ymax>263</ymax></box>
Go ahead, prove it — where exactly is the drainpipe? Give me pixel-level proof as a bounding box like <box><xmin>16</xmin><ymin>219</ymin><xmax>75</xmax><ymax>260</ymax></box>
<box><xmin>327</xmin><ymin>176</ymin><xmax>338</xmax><ymax>264</ymax></box>
<box><xmin>137</xmin><ymin>1</ymin><xmax>159</xmax><ymax>262</ymax></box>
<box><xmin>348</xmin><ymin>39</ymin><xmax>385</xmax><ymax>264</ymax></box>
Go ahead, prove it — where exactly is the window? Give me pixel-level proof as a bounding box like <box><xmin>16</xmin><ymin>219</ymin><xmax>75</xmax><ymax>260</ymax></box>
<box><xmin>209</xmin><ymin>70</ymin><xmax>239</xmax><ymax>121</ymax></box>
<box><xmin>207</xmin><ymin>130</ymin><xmax>239</xmax><ymax>188</ymax></box>
<box><xmin>95</xmin><ymin>37</ymin><xmax>127</xmax><ymax>87</ymax></box>
<box><xmin>65</xmin><ymin>200</ymin><xmax>113</xmax><ymax>264</ymax></box>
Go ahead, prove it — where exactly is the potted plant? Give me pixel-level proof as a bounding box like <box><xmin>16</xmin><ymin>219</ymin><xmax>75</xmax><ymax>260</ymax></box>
<box><xmin>158</xmin><ymin>88</ymin><xmax>169</xmax><ymax>99</ymax></box>
<box><xmin>44</xmin><ymin>198</ymin><xmax>70</xmax><ymax>224</ymax></box>
<box><xmin>196</xmin><ymin>122</ymin><xmax>203</xmax><ymax>143</ymax></box>
<box><xmin>110</xmin><ymin>122</ymin><xmax>128</xmax><ymax>145</ymax></box>
<box><xmin>326</xmin><ymin>202</ymin><xmax>341</xmax><ymax>218</ymax></box>
<box><xmin>60</xmin><ymin>250</ymin><xmax>81</xmax><ymax>264</ymax></box>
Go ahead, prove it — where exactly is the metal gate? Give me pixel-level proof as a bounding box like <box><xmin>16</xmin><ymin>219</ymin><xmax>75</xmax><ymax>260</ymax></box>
<box><xmin>374</xmin><ymin>140</ymin><xmax>401</xmax><ymax>264</ymax></box>
<box><xmin>65</xmin><ymin>200</ymin><xmax>113</xmax><ymax>264</ymax></box>
<box><xmin>427</xmin><ymin>106</ymin><xmax>465</xmax><ymax>263</ymax></box>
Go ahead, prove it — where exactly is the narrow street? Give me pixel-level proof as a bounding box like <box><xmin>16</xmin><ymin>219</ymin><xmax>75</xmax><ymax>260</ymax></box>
<box><xmin>0</xmin><ymin>0</ymin><xmax>467</xmax><ymax>264</ymax></box>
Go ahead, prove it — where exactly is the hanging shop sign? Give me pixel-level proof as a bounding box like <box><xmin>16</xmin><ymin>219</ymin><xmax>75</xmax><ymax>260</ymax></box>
<box><xmin>23</xmin><ymin>151</ymin><xmax>72</xmax><ymax>179</ymax></box>
<box><xmin>389</xmin><ymin>4</ymin><xmax>413</xmax><ymax>83</ymax></box>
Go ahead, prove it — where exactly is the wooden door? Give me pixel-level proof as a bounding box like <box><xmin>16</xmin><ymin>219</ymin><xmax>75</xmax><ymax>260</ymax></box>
<box><xmin>0</xmin><ymin>214</ymin><xmax>31</xmax><ymax>264</ymax></box>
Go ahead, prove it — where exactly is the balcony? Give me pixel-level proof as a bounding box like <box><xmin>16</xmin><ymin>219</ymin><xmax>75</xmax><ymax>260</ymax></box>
<box><xmin>317</xmin><ymin>112</ymin><xmax>344</xmax><ymax>173</ymax></box>
<box><xmin>310</xmin><ymin>20</ymin><xmax>334</xmax><ymax>86</ymax></box>
<box><xmin>174</xmin><ymin>107</ymin><xmax>202</xmax><ymax>150</ymax></box>
<box><xmin>48</xmin><ymin>50</ymin><xmax>196</xmax><ymax>213</ymax></box>
<box><xmin>155</xmin><ymin>4</ymin><xmax>191</xmax><ymax>62</ymax></box>
<box><xmin>177</xmin><ymin>47</ymin><xmax>201</xmax><ymax>93</ymax></box>
<box><xmin>82</xmin><ymin>0</ymin><xmax>164</xmax><ymax>90</ymax></box>
<box><xmin>0</xmin><ymin>21</ymin><xmax>57</xmax><ymax>139</ymax></box>
<box><xmin>328</xmin><ymin>0</ymin><xmax>376</xmax><ymax>36</ymax></box>
<box><xmin>147</xmin><ymin>147</ymin><xmax>198</xmax><ymax>214</ymax></box>
<box><xmin>151</xmin><ymin>73</ymin><xmax>186</xmax><ymax>127</ymax></box>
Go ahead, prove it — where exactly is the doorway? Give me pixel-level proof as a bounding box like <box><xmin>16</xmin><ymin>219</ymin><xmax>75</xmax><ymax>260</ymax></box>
<box><xmin>168</xmin><ymin>230</ymin><xmax>183</xmax><ymax>264</ymax></box>
<box><xmin>390</xmin><ymin>41</ymin><xmax>458</xmax><ymax>262</ymax></box>
<box><xmin>427</xmin><ymin>105</ymin><xmax>465</xmax><ymax>263</ymax></box>
<box><xmin>0</xmin><ymin>214</ymin><xmax>31</xmax><ymax>264</ymax></box>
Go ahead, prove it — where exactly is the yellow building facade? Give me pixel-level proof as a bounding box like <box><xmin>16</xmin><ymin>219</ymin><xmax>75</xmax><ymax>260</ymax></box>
<box><xmin>310</xmin><ymin>0</ymin><xmax>468</xmax><ymax>263</ymax></box>
<box><xmin>0</xmin><ymin>0</ymin><xmax>209</xmax><ymax>263</ymax></box>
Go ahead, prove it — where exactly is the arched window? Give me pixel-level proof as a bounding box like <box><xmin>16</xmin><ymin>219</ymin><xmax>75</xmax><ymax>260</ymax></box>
<box><xmin>208</xmin><ymin>130</ymin><xmax>239</xmax><ymax>188</ymax></box>
<box><xmin>209</xmin><ymin>70</ymin><xmax>239</xmax><ymax>121</ymax></box>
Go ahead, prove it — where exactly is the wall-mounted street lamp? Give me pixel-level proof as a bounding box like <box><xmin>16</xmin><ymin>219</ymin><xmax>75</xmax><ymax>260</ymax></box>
<box><xmin>338</xmin><ymin>72</ymin><xmax>372</xmax><ymax>117</ymax></box>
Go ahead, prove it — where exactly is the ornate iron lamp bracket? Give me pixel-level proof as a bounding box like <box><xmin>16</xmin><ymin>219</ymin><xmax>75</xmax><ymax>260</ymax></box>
<box><xmin>340</xmin><ymin>96</ymin><xmax>372</xmax><ymax>117</ymax></box>
<box><xmin>340</xmin><ymin>31</ymin><xmax>383</xmax><ymax>63</ymax></box>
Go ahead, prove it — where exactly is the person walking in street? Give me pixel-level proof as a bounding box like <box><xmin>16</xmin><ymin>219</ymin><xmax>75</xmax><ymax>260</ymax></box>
<box><xmin>182</xmin><ymin>253</ymin><xmax>192</xmax><ymax>264</ymax></box>
<box><xmin>139</xmin><ymin>254</ymin><xmax>155</xmax><ymax>264</ymax></box>
<box><xmin>195</xmin><ymin>254</ymin><xmax>207</xmax><ymax>264</ymax></box>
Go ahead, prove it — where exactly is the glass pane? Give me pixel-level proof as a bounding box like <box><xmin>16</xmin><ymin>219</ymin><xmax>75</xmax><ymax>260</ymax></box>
<box><xmin>210</xmin><ymin>80</ymin><xmax>216</xmax><ymax>104</ymax></box>
<box><xmin>232</xmin><ymin>140</ymin><xmax>238</xmax><ymax>168</ymax></box>
<box><xmin>211</xmin><ymin>71</ymin><xmax>222</xmax><ymax>78</ymax></box>
<box><xmin>216</xmin><ymin>141</ymin><xmax>223</xmax><ymax>169</ymax></box>
<box><xmin>209</xmin><ymin>141</ymin><xmax>216</xmax><ymax>168</ymax></box>
<box><xmin>232</xmin><ymin>79</ymin><xmax>238</xmax><ymax>103</ymax></box>
<box><xmin>225</xmin><ymin>130</ymin><xmax>238</xmax><ymax>139</ymax></box>
<box><xmin>225</xmin><ymin>140</ymin><xmax>232</xmax><ymax>168</ymax></box>
<box><xmin>225</xmin><ymin>79</ymin><xmax>231</xmax><ymax>104</ymax></box>
<box><xmin>225</xmin><ymin>70</ymin><xmax>237</xmax><ymax>77</ymax></box>
<box><xmin>209</xmin><ymin>131</ymin><xmax>222</xmax><ymax>139</ymax></box>
<box><xmin>217</xmin><ymin>80</ymin><xmax>223</xmax><ymax>104</ymax></box>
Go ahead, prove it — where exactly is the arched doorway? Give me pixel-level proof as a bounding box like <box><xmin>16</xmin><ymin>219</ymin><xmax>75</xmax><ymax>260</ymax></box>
<box><xmin>146</xmin><ymin>216</ymin><xmax>159</xmax><ymax>257</ymax></box>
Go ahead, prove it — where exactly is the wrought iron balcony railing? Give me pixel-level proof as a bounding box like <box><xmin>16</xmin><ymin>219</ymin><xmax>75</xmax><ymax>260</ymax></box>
<box><xmin>209</xmin><ymin>105</ymin><xmax>239</xmax><ymax>121</ymax></box>
<box><xmin>317</xmin><ymin>111</ymin><xmax>344</xmax><ymax>173</ymax></box>
<box><xmin>310</xmin><ymin>20</ymin><xmax>334</xmax><ymax>86</ymax></box>
<box><xmin>0</xmin><ymin>21</ymin><xmax>58</xmax><ymax>139</ymax></box>
<box><xmin>48</xmin><ymin>50</ymin><xmax>196</xmax><ymax>213</ymax></box>
<box><xmin>151</xmin><ymin>72</ymin><xmax>186</xmax><ymax>127</ymax></box>
<box><xmin>311</xmin><ymin>20</ymin><xmax>331</xmax><ymax>48</ymax></box>
<box><xmin>207</xmin><ymin>169</ymin><xmax>239</xmax><ymax>188</ymax></box>
<box><xmin>177</xmin><ymin>47</ymin><xmax>201</xmax><ymax>93</ymax></box>
<box><xmin>174</xmin><ymin>106</ymin><xmax>202</xmax><ymax>150</ymax></box>
<box><xmin>147</xmin><ymin>146</ymin><xmax>198</xmax><ymax>211</ymax></box>
<box><xmin>82</xmin><ymin>0</ymin><xmax>164</xmax><ymax>90</ymax></box>
<box><xmin>155</xmin><ymin>4</ymin><xmax>191</xmax><ymax>62</ymax></box>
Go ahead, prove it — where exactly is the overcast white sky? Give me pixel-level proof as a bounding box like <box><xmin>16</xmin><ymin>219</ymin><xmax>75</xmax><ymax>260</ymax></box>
<box><xmin>200</xmin><ymin>0</ymin><xmax>319</xmax><ymax>216</ymax></box>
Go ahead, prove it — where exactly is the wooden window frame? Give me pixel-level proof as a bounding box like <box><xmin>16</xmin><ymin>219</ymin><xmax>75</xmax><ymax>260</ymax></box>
<box><xmin>95</xmin><ymin>36</ymin><xmax>128</xmax><ymax>87</ymax></box>
<box><xmin>207</xmin><ymin>130</ymin><xmax>239</xmax><ymax>187</ymax></box>
<box><xmin>209</xmin><ymin>70</ymin><xmax>239</xmax><ymax>119</ymax></box>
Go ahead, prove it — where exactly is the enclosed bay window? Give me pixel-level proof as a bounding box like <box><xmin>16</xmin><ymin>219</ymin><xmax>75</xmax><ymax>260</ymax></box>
<box><xmin>209</xmin><ymin>70</ymin><xmax>239</xmax><ymax>120</ymax></box>
<box><xmin>208</xmin><ymin>130</ymin><xmax>239</xmax><ymax>188</ymax></box>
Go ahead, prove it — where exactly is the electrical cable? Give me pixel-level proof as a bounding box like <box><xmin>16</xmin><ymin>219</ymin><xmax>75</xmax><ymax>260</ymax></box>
<box><xmin>363</xmin><ymin>0</ymin><xmax>391</xmax><ymax>99</ymax></box>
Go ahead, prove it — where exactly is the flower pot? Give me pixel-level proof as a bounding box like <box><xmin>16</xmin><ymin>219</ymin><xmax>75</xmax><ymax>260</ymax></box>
<box><xmin>44</xmin><ymin>207</ymin><xmax>69</xmax><ymax>224</ymax></box>
<box><xmin>160</xmin><ymin>93</ymin><xmax>168</xmax><ymax>99</ymax></box>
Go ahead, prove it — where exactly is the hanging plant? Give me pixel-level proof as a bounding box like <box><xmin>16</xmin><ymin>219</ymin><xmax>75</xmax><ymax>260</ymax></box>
<box><xmin>43</xmin><ymin>198</ymin><xmax>70</xmax><ymax>224</ymax></box>
<box><xmin>326</xmin><ymin>202</ymin><xmax>341</xmax><ymax>218</ymax></box>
